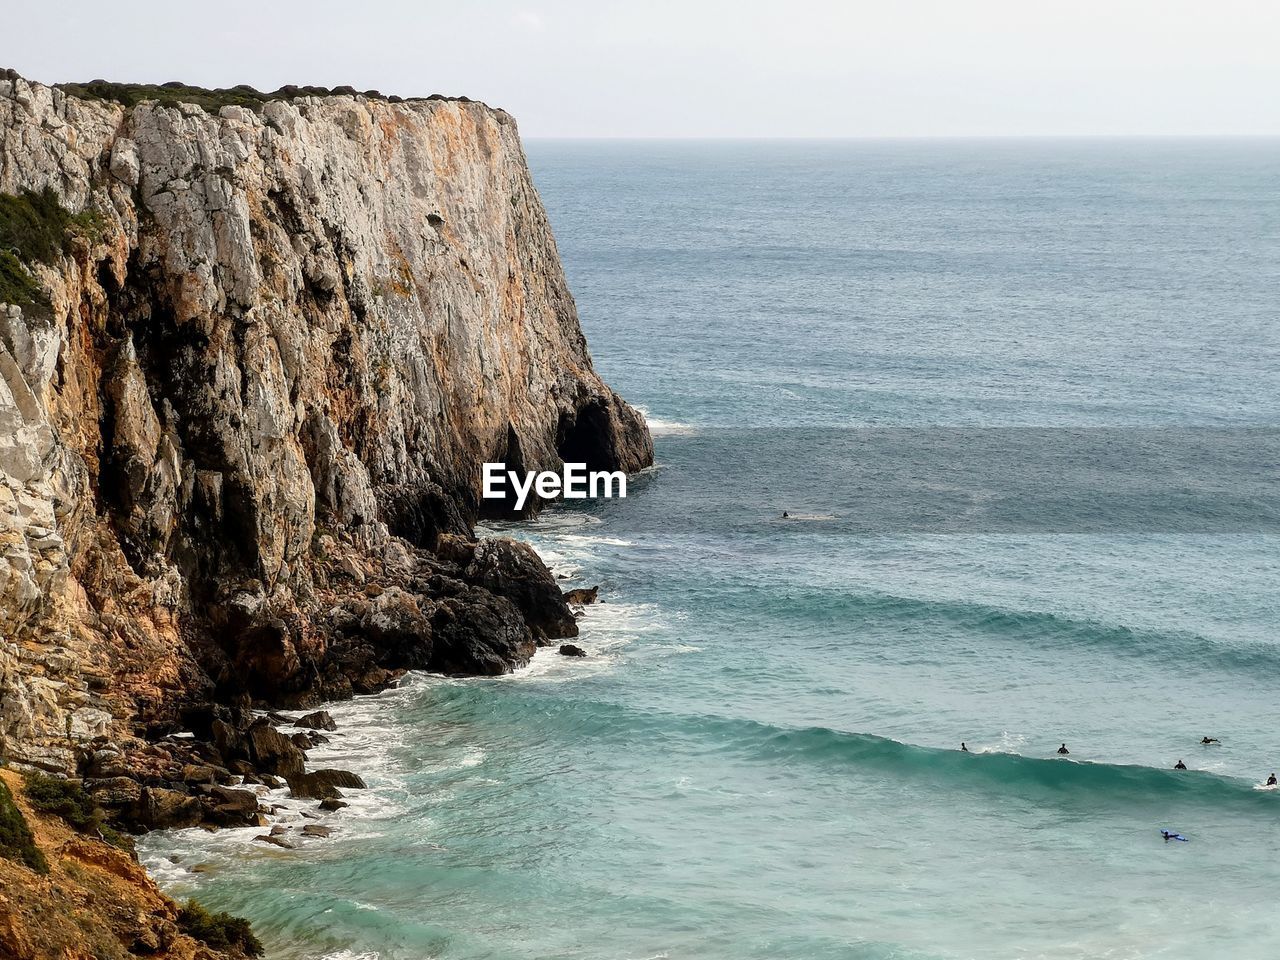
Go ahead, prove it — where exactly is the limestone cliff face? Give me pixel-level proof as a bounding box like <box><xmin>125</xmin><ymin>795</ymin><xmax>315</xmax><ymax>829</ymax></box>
<box><xmin>0</xmin><ymin>74</ymin><xmax>651</xmax><ymax>771</ymax></box>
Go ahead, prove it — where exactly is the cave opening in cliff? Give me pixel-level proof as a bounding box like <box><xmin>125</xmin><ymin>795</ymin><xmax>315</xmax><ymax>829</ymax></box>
<box><xmin>556</xmin><ymin>399</ymin><xmax>617</xmax><ymax>474</ymax></box>
<box><xmin>479</xmin><ymin>423</ymin><xmax>533</xmax><ymax>519</ymax></box>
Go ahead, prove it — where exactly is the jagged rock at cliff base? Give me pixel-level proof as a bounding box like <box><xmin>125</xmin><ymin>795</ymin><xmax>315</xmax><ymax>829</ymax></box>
<box><xmin>128</xmin><ymin>786</ymin><xmax>205</xmax><ymax>831</ymax></box>
<box><xmin>558</xmin><ymin>644</ymin><xmax>587</xmax><ymax>658</ymax></box>
<box><xmin>461</xmin><ymin>538</ymin><xmax>580</xmax><ymax>642</ymax></box>
<box><xmin>245</xmin><ymin>722</ymin><xmax>306</xmax><ymax>779</ymax></box>
<box><xmin>563</xmin><ymin>585</ymin><xmax>599</xmax><ymax>605</ymax></box>
<box><xmin>287</xmin><ymin>768</ymin><xmax>367</xmax><ymax>800</ymax></box>
<box><xmin>294</xmin><ymin>710</ymin><xmax>337</xmax><ymax>731</ymax></box>
<box><xmin>426</xmin><ymin>586</ymin><xmax>537</xmax><ymax>675</ymax></box>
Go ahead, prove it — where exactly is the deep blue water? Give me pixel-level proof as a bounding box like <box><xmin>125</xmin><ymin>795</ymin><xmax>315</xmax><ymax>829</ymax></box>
<box><xmin>143</xmin><ymin>140</ymin><xmax>1280</xmax><ymax>960</ymax></box>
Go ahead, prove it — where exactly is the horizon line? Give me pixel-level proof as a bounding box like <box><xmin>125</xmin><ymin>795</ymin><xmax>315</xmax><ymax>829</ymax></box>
<box><xmin>524</xmin><ymin>133</ymin><xmax>1280</xmax><ymax>141</ymax></box>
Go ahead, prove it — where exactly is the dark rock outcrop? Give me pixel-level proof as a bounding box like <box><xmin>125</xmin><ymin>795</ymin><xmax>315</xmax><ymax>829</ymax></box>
<box><xmin>461</xmin><ymin>538</ymin><xmax>579</xmax><ymax>642</ymax></box>
<box><xmin>427</xmin><ymin>588</ymin><xmax>536</xmax><ymax>675</ymax></box>
<box><xmin>245</xmin><ymin>722</ymin><xmax>306</xmax><ymax>780</ymax></box>
<box><xmin>563</xmin><ymin>586</ymin><xmax>599</xmax><ymax>605</ymax></box>
<box><xmin>287</xmin><ymin>769</ymin><xmax>367</xmax><ymax>800</ymax></box>
<box><xmin>295</xmin><ymin>711</ymin><xmax>337</xmax><ymax>731</ymax></box>
<box><xmin>558</xmin><ymin>644</ymin><xmax>588</xmax><ymax>658</ymax></box>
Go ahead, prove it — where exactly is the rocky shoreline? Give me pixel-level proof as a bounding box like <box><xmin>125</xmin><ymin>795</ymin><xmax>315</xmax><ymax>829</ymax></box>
<box><xmin>78</xmin><ymin>533</ymin><xmax>596</xmax><ymax>837</ymax></box>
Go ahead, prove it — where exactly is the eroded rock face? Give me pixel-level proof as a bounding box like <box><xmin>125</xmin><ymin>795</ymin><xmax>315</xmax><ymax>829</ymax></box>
<box><xmin>0</xmin><ymin>72</ymin><xmax>651</xmax><ymax>772</ymax></box>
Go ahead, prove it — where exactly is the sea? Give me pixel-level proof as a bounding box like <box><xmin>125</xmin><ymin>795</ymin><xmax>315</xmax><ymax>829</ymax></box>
<box><xmin>139</xmin><ymin>139</ymin><xmax>1280</xmax><ymax>960</ymax></box>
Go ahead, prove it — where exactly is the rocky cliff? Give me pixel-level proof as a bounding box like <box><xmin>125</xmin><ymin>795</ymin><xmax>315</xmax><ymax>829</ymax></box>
<box><xmin>0</xmin><ymin>71</ymin><xmax>651</xmax><ymax>784</ymax></box>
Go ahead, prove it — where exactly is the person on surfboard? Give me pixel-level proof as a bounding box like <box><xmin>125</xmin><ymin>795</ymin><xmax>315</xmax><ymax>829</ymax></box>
<box><xmin>1174</xmin><ymin>760</ymin><xmax>1187</xmax><ymax>770</ymax></box>
<box><xmin>1201</xmin><ymin>736</ymin><xmax>1220</xmax><ymax>744</ymax></box>
<box><xmin>1057</xmin><ymin>743</ymin><xmax>1070</xmax><ymax>755</ymax></box>
<box><xmin>960</xmin><ymin>742</ymin><xmax>969</xmax><ymax>752</ymax></box>
<box><xmin>1268</xmin><ymin>773</ymin><xmax>1277</xmax><ymax>786</ymax></box>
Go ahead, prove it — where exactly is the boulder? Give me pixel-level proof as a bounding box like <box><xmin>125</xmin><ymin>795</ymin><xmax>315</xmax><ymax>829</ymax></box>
<box><xmin>287</xmin><ymin>768</ymin><xmax>366</xmax><ymax>800</ymax></box>
<box><xmin>83</xmin><ymin>776</ymin><xmax>143</xmax><ymax>808</ymax></box>
<box><xmin>318</xmin><ymin>798</ymin><xmax>349</xmax><ymax>811</ymax></box>
<box><xmin>558</xmin><ymin>644</ymin><xmax>587</xmax><ymax>658</ymax></box>
<box><xmin>462</xmin><ymin>538</ymin><xmax>579</xmax><ymax>641</ymax></box>
<box><xmin>301</xmin><ymin>824</ymin><xmax>333</xmax><ymax>838</ymax></box>
<box><xmin>131</xmin><ymin>787</ymin><xmax>204</xmax><ymax>830</ymax></box>
<box><xmin>562</xmin><ymin>586</ymin><xmax>599</xmax><ymax>605</ymax></box>
<box><xmin>205</xmin><ymin>786</ymin><xmax>261</xmax><ymax>826</ymax></box>
<box><xmin>246</xmin><ymin>721</ymin><xmax>306</xmax><ymax>779</ymax></box>
<box><xmin>295</xmin><ymin>710</ymin><xmax>337</xmax><ymax>731</ymax></box>
<box><xmin>434</xmin><ymin>533</ymin><xmax>476</xmax><ymax>566</ymax></box>
<box><xmin>181</xmin><ymin>764</ymin><xmax>217</xmax><ymax>784</ymax></box>
<box><xmin>211</xmin><ymin>718</ymin><xmax>246</xmax><ymax>762</ymax></box>
<box><xmin>427</xmin><ymin>587</ymin><xmax>536</xmax><ymax>675</ymax></box>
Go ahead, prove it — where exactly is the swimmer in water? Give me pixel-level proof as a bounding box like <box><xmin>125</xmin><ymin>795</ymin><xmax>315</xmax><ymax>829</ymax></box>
<box><xmin>782</xmin><ymin>511</ymin><xmax>789</xmax><ymax>518</ymax></box>
<box><xmin>1174</xmin><ymin>760</ymin><xmax>1187</xmax><ymax>770</ymax></box>
<box><xmin>1268</xmin><ymin>773</ymin><xmax>1277</xmax><ymax>786</ymax></box>
<box><xmin>1201</xmin><ymin>736</ymin><xmax>1219</xmax><ymax>744</ymax></box>
<box><xmin>1057</xmin><ymin>743</ymin><xmax>1070</xmax><ymax>755</ymax></box>
<box><xmin>960</xmin><ymin>742</ymin><xmax>969</xmax><ymax>752</ymax></box>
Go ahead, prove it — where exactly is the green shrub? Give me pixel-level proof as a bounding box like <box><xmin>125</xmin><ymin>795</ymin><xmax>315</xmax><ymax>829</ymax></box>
<box><xmin>56</xmin><ymin>79</ymin><xmax>451</xmax><ymax>113</ymax></box>
<box><xmin>177</xmin><ymin>899</ymin><xmax>264</xmax><ymax>957</ymax></box>
<box><xmin>0</xmin><ymin>188</ymin><xmax>103</xmax><ymax>314</ymax></box>
<box><xmin>0</xmin><ymin>249</ymin><xmax>46</xmax><ymax>312</ymax></box>
<box><xmin>0</xmin><ymin>188</ymin><xmax>86</xmax><ymax>262</ymax></box>
<box><xmin>22</xmin><ymin>771</ymin><xmax>100</xmax><ymax>831</ymax></box>
<box><xmin>0</xmin><ymin>779</ymin><xmax>47</xmax><ymax>874</ymax></box>
<box><xmin>61</xmin><ymin>80</ymin><xmax>274</xmax><ymax>112</ymax></box>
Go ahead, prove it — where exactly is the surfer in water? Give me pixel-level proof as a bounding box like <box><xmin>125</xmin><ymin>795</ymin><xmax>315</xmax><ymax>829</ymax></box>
<box><xmin>1201</xmin><ymin>736</ymin><xmax>1220</xmax><ymax>744</ymax></box>
<box><xmin>1268</xmin><ymin>773</ymin><xmax>1277</xmax><ymax>787</ymax></box>
<box><xmin>1057</xmin><ymin>743</ymin><xmax>1070</xmax><ymax>755</ymax></box>
<box><xmin>960</xmin><ymin>742</ymin><xmax>969</xmax><ymax>752</ymax></box>
<box><xmin>1174</xmin><ymin>760</ymin><xmax>1187</xmax><ymax>770</ymax></box>
<box><xmin>781</xmin><ymin>511</ymin><xmax>789</xmax><ymax>519</ymax></box>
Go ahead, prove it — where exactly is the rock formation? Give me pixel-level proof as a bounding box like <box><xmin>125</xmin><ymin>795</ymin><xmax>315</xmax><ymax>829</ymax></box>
<box><xmin>0</xmin><ymin>69</ymin><xmax>651</xmax><ymax>786</ymax></box>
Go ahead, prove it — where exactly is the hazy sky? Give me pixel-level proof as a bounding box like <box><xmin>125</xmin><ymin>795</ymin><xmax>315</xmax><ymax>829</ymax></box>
<box><xmin>10</xmin><ymin>1</ymin><xmax>1280</xmax><ymax>137</ymax></box>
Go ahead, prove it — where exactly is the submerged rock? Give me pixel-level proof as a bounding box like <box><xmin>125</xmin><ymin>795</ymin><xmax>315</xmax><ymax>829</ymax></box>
<box><xmin>254</xmin><ymin>833</ymin><xmax>296</xmax><ymax>850</ymax></box>
<box><xmin>558</xmin><ymin>644</ymin><xmax>588</xmax><ymax>658</ymax></box>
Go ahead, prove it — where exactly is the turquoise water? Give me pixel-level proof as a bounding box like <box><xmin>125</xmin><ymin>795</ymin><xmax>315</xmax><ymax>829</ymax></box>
<box><xmin>141</xmin><ymin>140</ymin><xmax>1280</xmax><ymax>960</ymax></box>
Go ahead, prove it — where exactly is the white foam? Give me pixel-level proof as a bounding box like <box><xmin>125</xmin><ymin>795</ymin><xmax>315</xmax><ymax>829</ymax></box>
<box><xmin>635</xmin><ymin>405</ymin><xmax>696</xmax><ymax>436</ymax></box>
<box><xmin>139</xmin><ymin>527</ymin><xmax>654</xmax><ymax>944</ymax></box>
<box><xmin>971</xmin><ymin>730</ymin><xmax>1030</xmax><ymax>755</ymax></box>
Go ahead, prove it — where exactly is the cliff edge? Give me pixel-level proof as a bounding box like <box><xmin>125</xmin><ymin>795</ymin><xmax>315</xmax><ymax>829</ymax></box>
<box><xmin>0</xmin><ymin>70</ymin><xmax>652</xmax><ymax>783</ymax></box>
